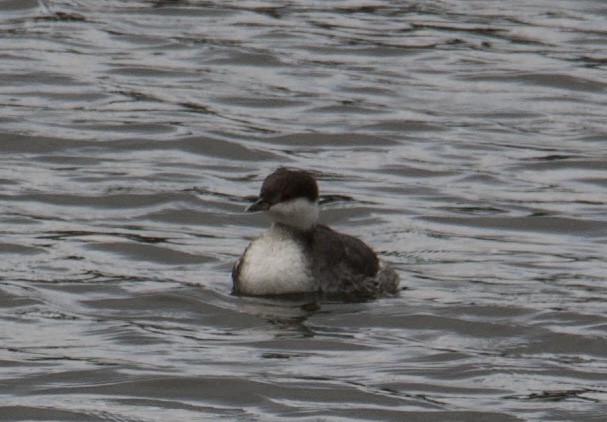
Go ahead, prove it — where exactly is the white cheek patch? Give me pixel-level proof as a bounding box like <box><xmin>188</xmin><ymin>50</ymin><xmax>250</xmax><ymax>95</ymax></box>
<box><xmin>267</xmin><ymin>198</ymin><xmax>319</xmax><ymax>230</ymax></box>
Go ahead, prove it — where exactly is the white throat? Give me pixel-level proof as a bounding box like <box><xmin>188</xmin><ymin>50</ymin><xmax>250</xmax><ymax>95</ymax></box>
<box><xmin>267</xmin><ymin>197</ymin><xmax>319</xmax><ymax>230</ymax></box>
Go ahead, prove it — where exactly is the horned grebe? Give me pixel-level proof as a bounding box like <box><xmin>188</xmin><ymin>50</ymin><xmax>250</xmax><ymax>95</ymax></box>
<box><xmin>232</xmin><ymin>168</ymin><xmax>399</xmax><ymax>298</ymax></box>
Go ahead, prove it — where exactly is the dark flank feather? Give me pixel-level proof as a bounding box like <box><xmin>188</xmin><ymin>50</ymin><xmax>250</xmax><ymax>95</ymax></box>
<box><xmin>297</xmin><ymin>224</ymin><xmax>398</xmax><ymax>298</ymax></box>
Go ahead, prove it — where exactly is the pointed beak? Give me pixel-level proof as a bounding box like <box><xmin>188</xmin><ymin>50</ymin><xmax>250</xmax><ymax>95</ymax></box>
<box><xmin>245</xmin><ymin>197</ymin><xmax>270</xmax><ymax>212</ymax></box>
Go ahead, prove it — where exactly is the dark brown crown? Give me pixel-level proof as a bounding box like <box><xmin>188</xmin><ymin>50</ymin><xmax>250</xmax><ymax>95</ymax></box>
<box><xmin>259</xmin><ymin>168</ymin><xmax>319</xmax><ymax>205</ymax></box>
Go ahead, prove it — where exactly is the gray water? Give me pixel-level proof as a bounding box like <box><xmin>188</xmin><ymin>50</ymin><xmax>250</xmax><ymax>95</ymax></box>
<box><xmin>1</xmin><ymin>1</ymin><xmax>606</xmax><ymax>421</ymax></box>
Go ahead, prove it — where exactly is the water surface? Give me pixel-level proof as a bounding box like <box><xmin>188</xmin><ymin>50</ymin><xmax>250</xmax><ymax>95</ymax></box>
<box><xmin>1</xmin><ymin>1</ymin><xmax>606</xmax><ymax>421</ymax></box>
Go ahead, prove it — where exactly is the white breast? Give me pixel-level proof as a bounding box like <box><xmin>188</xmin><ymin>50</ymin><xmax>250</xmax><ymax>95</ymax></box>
<box><xmin>236</xmin><ymin>225</ymin><xmax>314</xmax><ymax>295</ymax></box>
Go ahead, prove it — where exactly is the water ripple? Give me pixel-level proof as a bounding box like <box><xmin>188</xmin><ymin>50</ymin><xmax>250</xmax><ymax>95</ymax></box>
<box><xmin>1</xmin><ymin>0</ymin><xmax>606</xmax><ymax>421</ymax></box>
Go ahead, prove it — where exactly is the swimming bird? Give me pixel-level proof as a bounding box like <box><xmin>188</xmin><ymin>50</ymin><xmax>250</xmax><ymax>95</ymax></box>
<box><xmin>232</xmin><ymin>168</ymin><xmax>399</xmax><ymax>298</ymax></box>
